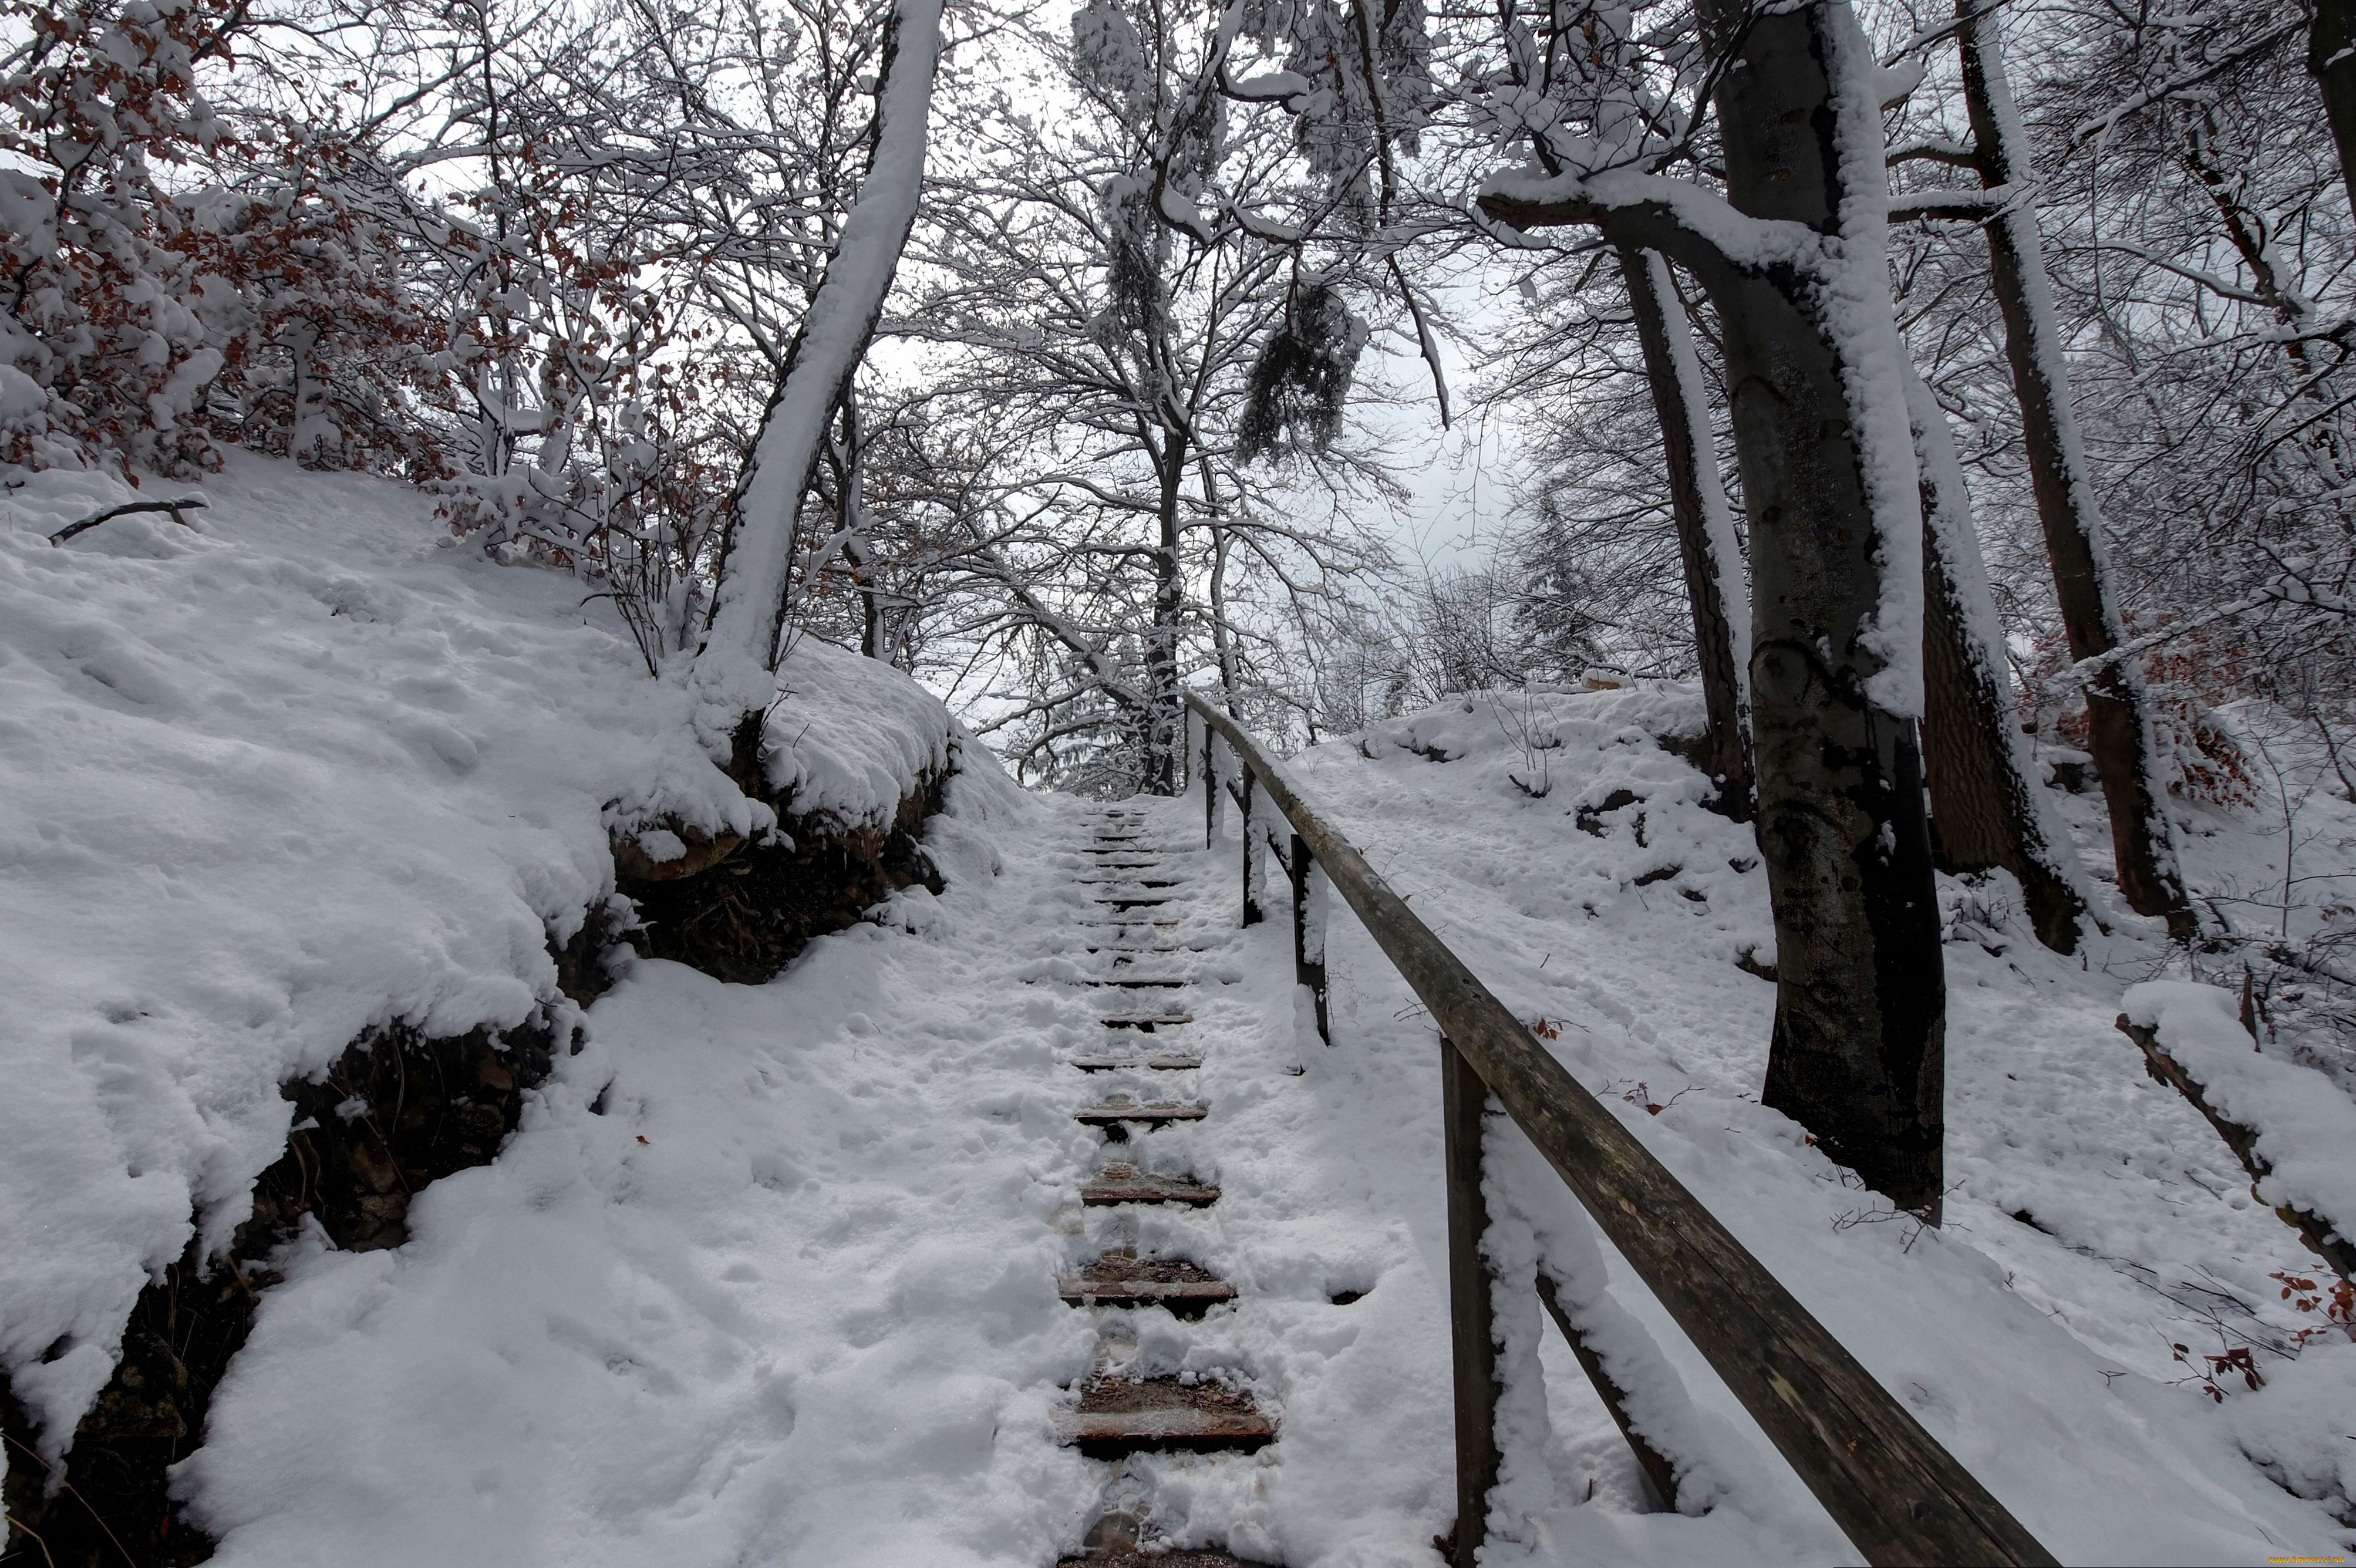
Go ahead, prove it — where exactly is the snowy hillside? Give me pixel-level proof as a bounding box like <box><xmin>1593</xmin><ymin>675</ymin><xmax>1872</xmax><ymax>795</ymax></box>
<box><xmin>175</xmin><ymin>680</ymin><xmax>2356</xmax><ymax>1565</ymax></box>
<box><xmin>0</xmin><ymin>457</ymin><xmax>955</xmax><ymax>1475</ymax></box>
<box><xmin>1283</xmin><ymin>685</ymin><xmax>2356</xmax><ymax>1563</ymax></box>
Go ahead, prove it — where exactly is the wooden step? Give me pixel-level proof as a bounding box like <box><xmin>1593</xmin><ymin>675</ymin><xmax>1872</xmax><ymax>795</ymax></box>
<box><xmin>1076</xmin><ymin>977</ymin><xmax>1189</xmax><ymax>988</ymax></box>
<box><xmin>1070</xmin><ymin>1050</ymin><xmax>1202</xmax><ymax>1071</ymax></box>
<box><xmin>1099</xmin><ymin>1012</ymin><xmax>1192</xmax><ymax>1030</ymax></box>
<box><xmin>1059</xmin><ymin>1253</ymin><xmax>1236</xmax><ymax>1314</ymax></box>
<box><xmin>1095</xmin><ymin>896</ymin><xmax>1177</xmax><ymax>909</ymax></box>
<box><xmin>1057</xmin><ymin>1376</ymin><xmax>1274</xmax><ymax>1456</ymax></box>
<box><xmin>1083</xmin><ymin>1164</ymin><xmax>1219</xmax><ymax>1206</ymax></box>
<box><xmin>1076</xmin><ymin>1095</ymin><xmax>1206</xmax><ymax>1126</ymax></box>
<box><xmin>1079</xmin><ymin>878</ymin><xmax>1181</xmax><ymax>888</ymax></box>
<box><xmin>1060</xmin><ymin>1547</ymin><xmax>1275</xmax><ymax>1568</ymax></box>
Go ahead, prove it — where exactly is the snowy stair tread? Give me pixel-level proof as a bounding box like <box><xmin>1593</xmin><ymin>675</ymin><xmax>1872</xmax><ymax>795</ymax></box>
<box><xmin>1059</xmin><ymin>1547</ymin><xmax>1274</xmax><ymax>1567</ymax></box>
<box><xmin>1082</xmin><ymin>1164</ymin><xmax>1219</xmax><ymax>1206</ymax></box>
<box><xmin>1056</xmin><ymin>1375</ymin><xmax>1275</xmax><ymax>1455</ymax></box>
<box><xmin>1075</xmin><ymin>1095</ymin><xmax>1205</xmax><ymax>1125</ymax></box>
<box><xmin>1058</xmin><ymin>1253</ymin><xmax>1236</xmax><ymax>1310</ymax></box>
<box><xmin>1070</xmin><ymin>1050</ymin><xmax>1202</xmax><ymax>1071</ymax></box>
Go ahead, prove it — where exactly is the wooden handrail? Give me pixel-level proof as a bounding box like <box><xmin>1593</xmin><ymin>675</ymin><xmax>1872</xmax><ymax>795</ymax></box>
<box><xmin>1184</xmin><ymin>692</ymin><xmax>2056</xmax><ymax>1568</ymax></box>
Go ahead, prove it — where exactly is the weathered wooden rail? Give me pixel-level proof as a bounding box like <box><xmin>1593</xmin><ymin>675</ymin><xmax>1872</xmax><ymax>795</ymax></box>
<box><xmin>1184</xmin><ymin>692</ymin><xmax>2057</xmax><ymax>1568</ymax></box>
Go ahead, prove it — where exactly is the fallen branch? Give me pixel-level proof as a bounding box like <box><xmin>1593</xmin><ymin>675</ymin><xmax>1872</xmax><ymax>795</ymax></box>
<box><xmin>49</xmin><ymin>497</ymin><xmax>208</xmax><ymax>547</ymax></box>
<box><xmin>2115</xmin><ymin>1012</ymin><xmax>2356</xmax><ymax>1287</ymax></box>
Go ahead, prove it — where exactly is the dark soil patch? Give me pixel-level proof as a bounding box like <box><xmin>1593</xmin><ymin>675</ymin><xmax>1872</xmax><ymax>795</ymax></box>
<box><xmin>619</xmin><ymin>768</ymin><xmax>946</xmax><ymax>985</ymax></box>
<box><xmin>3</xmin><ymin>1012</ymin><xmax>565</xmax><ymax>1566</ymax></box>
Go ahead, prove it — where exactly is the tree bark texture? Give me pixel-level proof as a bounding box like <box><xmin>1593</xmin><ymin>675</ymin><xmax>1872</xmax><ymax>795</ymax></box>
<box><xmin>1956</xmin><ymin>0</ymin><xmax>2196</xmax><ymax>940</ymax></box>
<box><xmin>2309</xmin><ymin>0</ymin><xmax>2356</xmax><ymax>222</ymax></box>
<box><xmin>1619</xmin><ymin>246</ymin><xmax>1754</xmax><ymax>821</ymax></box>
<box><xmin>1704</xmin><ymin>0</ymin><xmax>1949</xmax><ymax>1216</ymax></box>
<box><xmin>1909</xmin><ymin>373</ymin><xmax>2091</xmax><ymax>953</ymax></box>
<box><xmin>1145</xmin><ymin>431</ymin><xmax>1188</xmax><ymax>795</ymax></box>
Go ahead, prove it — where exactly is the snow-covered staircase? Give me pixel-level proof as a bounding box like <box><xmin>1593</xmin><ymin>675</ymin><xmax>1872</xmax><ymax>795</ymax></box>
<box><xmin>1052</xmin><ymin>805</ymin><xmax>1278</xmax><ymax>1566</ymax></box>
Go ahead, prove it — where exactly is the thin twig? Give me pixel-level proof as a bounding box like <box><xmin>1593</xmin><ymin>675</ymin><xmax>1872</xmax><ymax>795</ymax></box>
<box><xmin>49</xmin><ymin>498</ymin><xmax>208</xmax><ymax>547</ymax></box>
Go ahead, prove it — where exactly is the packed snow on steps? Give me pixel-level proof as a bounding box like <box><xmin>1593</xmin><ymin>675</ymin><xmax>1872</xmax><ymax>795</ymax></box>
<box><xmin>0</xmin><ymin>454</ymin><xmax>952</xmax><ymax>1469</ymax></box>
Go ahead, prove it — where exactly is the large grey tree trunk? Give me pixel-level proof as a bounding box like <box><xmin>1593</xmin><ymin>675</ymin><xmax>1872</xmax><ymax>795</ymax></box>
<box><xmin>1955</xmin><ymin>0</ymin><xmax>2196</xmax><ymax>940</ymax></box>
<box><xmin>1618</xmin><ymin>247</ymin><xmax>1753</xmax><ymax>821</ymax></box>
<box><xmin>1909</xmin><ymin>372</ymin><xmax>2092</xmax><ymax>954</ymax></box>
<box><xmin>1706</xmin><ymin>0</ymin><xmax>1949</xmax><ymax>1218</ymax></box>
<box><xmin>1481</xmin><ymin>0</ymin><xmax>1951</xmax><ymax>1215</ymax></box>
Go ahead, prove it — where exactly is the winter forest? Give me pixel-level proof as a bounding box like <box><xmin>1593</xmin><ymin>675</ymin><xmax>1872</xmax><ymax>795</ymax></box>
<box><xmin>6</xmin><ymin>0</ymin><xmax>2356</xmax><ymax>1559</ymax></box>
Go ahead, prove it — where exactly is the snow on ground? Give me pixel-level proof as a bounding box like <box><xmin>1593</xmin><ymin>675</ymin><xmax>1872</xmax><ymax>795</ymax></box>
<box><xmin>188</xmin><ymin>680</ymin><xmax>2356</xmax><ymax>1566</ymax></box>
<box><xmin>1256</xmin><ymin>684</ymin><xmax>2356</xmax><ymax>1564</ymax></box>
<box><xmin>0</xmin><ymin>456</ymin><xmax>944</xmax><ymax>1462</ymax></box>
<box><xmin>9</xmin><ymin>450</ymin><xmax>2356</xmax><ymax>1565</ymax></box>
<box><xmin>183</xmin><ymin>760</ymin><xmax>1120</xmax><ymax>1566</ymax></box>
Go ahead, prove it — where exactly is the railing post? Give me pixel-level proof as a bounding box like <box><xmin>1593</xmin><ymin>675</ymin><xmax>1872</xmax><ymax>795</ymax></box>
<box><xmin>1201</xmin><ymin>720</ymin><xmax>1219</xmax><ymax>850</ymax></box>
<box><xmin>1441</xmin><ymin>1037</ymin><xmax>1500</xmax><ymax>1568</ymax></box>
<box><xmin>1241</xmin><ymin>779</ymin><xmax>1265</xmax><ymax>927</ymax></box>
<box><xmin>1290</xmin><ymin>832</ymin><xmax>1329</xmax><ymax>1043</ymax></box>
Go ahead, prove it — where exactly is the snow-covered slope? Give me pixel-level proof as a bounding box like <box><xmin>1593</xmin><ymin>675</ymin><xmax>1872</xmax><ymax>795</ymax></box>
<box><xmin>178</xmin><ymin>680</ymin><xmax>2356</xmax><ymax>1566</ymax></box>
<box><xmin>1275</xmin><ymin>684</ymin><xmax>2356</xmax><ymax>1563</ymax></box>
<box><xmin>0</xmin><ymin>456</ymin><xmax>949</xmax><ymax>1462</ymax></box>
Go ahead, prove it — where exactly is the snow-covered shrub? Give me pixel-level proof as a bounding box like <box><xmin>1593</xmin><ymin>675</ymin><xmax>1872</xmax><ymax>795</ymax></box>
<box><xmin>1</xmin><ymin>0</ymin><xmax>453</xmax><ymax>481</ymax></box>
<box><xmin>2024</xmin><ymin>621</ymin><xmax>2261</xmax><ymax>810</ymax></box>
<box><xmin>1</xmin><ymin>0</ymin><xmax>235</xmax><ymax>475</ymax></box>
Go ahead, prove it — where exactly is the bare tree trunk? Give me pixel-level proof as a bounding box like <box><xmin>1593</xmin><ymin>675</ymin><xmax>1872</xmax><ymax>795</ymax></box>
<box><xmin>1619</xmin><ymin>246</ymin><xmax>1752</xmax><ymax>821</ymax></box>
<box><xmin>1706</xmin><ymin>0</ymin><xmax>1949</xmax><ymax>1218</ymax></box>
<box><xmin>1144</xmin><ymin>431</ymin><xmax>1188</xmax><ymax>795</ymax></box>
<box><xmin>1479</xmin><ymin>0</ymin><xmax>1950</xmax><ymax>1214</ymax></box>
<box><xmin>693</xmin><ymin>0</ymin><xmax>941</xmax><ymax>785</ymax></box>
<box><xmin>2308</xmin><ymin>0</ymin><xmax>2356</xmax><ymax>221</ymax></box>
<box><xmin>1909</xmin><ymin>371</ymin><xmax>2093</xmax><ymax>954</ymax></box>
<box><xmin>1208</xmin><ymin>518</ymin><xmax>1240</xmax><ymax>697</ymax></box>
<box><xmin>1956</xmin><ymin>0</ymin><xmax>2197</xmax><ymax>940</ymax></box>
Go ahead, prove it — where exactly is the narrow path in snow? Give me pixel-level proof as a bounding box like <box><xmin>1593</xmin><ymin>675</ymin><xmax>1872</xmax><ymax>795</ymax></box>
<box><xmin>1050</xmin><ymin>803</ymin><xmax>1280</xmax><ymax>1567</ymax></box>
